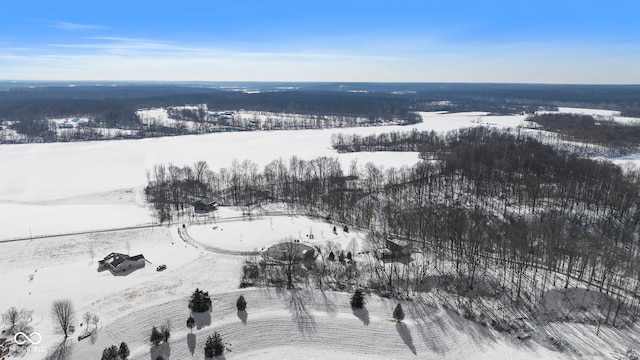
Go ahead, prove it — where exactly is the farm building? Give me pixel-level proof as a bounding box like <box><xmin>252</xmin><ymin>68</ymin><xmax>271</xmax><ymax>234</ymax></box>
<box><xmin>193</xmin><ymin>198</ymin><xmax>217</xmax><ymax>213</ymax></box>
<box><xmin>98</xmin><ymin>253</ymin><xmax>146</xmax><ymax>273</ymax></box>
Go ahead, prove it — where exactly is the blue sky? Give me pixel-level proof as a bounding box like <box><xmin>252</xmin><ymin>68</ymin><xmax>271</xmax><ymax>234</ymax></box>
<box><xmin>1</xmin><ymin>0</ymin><xmax>639</xmax><ymax>83</ymax></box>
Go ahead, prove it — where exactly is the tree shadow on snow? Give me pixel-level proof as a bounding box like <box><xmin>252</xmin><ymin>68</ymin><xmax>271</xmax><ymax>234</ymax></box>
<box><xmin>396</xmin><ymin>322</ymin><xmax>417</xmax><ymax>355</ymax></box>
<box><xmin>237</xmin><ymin>309</ymin><xmax>248</xmax><ymax>324</ymax></box>
<box><xmin>192</xmin><ymin>310</ymin><xmax>212</xmax><ymax>330</ymax></box>
<box><xmin>46</xmin><ymin>338</ymin><xmax>73</xmax><ymax>360</ymax></box>
<box><xmin>319</xmin><ymin>291</ymin><xmax>337</xmax><ymax>316</ymax></box>
<box><xmin>288</xmin><ymin>288</ymin><xmax>316</xmax><ymax>335</ymax></box>
<box><xmin>352</xmin><ymin>307</ymin><xmax>370</xmax><ymax>326</ymax></box>
<box><xmin>405</xmin><ymin>297</ymin><xmax>448</xmax><ymax>355</ymax></box>
<box><xmin>150</xmin><ymin>342</ymin><xmax>170</xmax><ymax>360</ymax></box>
<box><xmin>187</xmin><ymin>333</ymin><xmax>196</xmax><ymax>355</ymax></box>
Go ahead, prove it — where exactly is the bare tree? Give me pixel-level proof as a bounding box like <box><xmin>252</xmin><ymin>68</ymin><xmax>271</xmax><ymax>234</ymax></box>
<box><xmin>2</xmin><ymin>307</ymin><xmax>32</xmax><ymax>334</ymax></box>
<box><xmin>51</xmin><ymin>299</ymin><xmax>76</xmax><ymax>338</ymax></box>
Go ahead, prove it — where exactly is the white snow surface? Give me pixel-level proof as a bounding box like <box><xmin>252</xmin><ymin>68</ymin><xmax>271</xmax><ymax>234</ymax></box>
<box><xmin>2</xmin><ymin>109</ymin><xmax>640</xmax><ymax>359</ymax></box>
<box><xmin>556</xmin><ymin>107</ymin><xmax>621</xmax><ymax>117</ymax></box>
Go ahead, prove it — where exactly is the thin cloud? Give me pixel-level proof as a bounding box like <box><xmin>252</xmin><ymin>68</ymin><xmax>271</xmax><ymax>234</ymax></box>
<box><xmin>52</xmin><ymin>21</ymin><xmax>107</xmax><ymax>31</ymax></box>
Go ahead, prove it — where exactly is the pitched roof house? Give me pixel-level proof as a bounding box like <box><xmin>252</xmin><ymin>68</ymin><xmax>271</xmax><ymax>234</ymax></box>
<box><xmin>194</xmin><ymin>198</ymin><xmax>217</xmax><ymax>213</ymax></box>
<box><xmin>98</xmin><ymin>253</ymin><xmax>146</xmax><ymax>273</ymax></box>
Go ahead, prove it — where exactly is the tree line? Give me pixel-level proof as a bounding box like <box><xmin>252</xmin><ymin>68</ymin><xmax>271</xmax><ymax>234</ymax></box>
<box><xmin>525</xmin><ymin>113</ymin><xmax>640</xmax><ymax>155</ymax></box>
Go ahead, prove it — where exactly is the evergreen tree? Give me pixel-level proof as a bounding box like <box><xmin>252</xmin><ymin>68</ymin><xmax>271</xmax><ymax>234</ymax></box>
<box><xmin>338</xmin><ymin>251</ymin><xmax>345</xmax><ymax>263</ymax></box>
<box><xmin>186</xmin><ymin>316</ymin><xmax>195</xmax><ymax>332</ymax></box>
<box><xmin>205</xmin><ymin>332</ymin><xmax>225</xmax><ymax>357</ymax></box>
<box><xmin>393</xmin><ymin>304</ymin><xmax>404</xmax><ymax>322</ymax></box>
<box><xmin>236</xmin><ymin>295</ymin><xmax>247</xmax><ymax>311</ymax></box>
<box><xmin>161</xmin><ymin>323</ymin><xmax>170</xmax><ymax>342</ymax></box>
<box><xmin>343</xmin><ymin>225</ymin><xmax>349</xmax><ymax>233</ymax></box>
<box><xmin>188</xmin><ymin>288</ymin><xmax>212</xmax><ymax>313</ymax></box>
<box><xmin>350</xmin><ymin>289</ymin><xmax>365</xmax><ymax>309</ymax></box>
<box><xmin>328</xmin><ymin>251</ymin><xmax>335</xmax><ymax>261</ymax></box>
<box><xmin>150</xmin><ymin>325</ymin><xmax>163</xmax><ymax>346</ymax></box>
<box><xmin>118</xmin><ymin>342</ymin><xmax>130</xmax><ymax>359</ymax></box>
<box><xmin>346</xmin><ymin>251</ymin><xmax>352</xmax><ymax>260</ymax></box>
<box><xmin>101</xmin><ymin>345</ymin><xmax>119</xmax><ymax>360</ymax></box>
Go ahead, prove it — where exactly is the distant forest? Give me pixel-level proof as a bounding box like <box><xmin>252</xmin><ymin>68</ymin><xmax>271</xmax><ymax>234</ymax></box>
<box><xmin>1</xmin><ymin>83</ymin><xmax>639</xmax><ymax>143</ymax></box>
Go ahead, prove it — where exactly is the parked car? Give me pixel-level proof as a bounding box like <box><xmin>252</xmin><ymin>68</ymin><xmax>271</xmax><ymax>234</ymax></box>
<box><xmin>156</xmin><ymin>264</ymin><xmax>167</xmax><ymax>271</ymax></box>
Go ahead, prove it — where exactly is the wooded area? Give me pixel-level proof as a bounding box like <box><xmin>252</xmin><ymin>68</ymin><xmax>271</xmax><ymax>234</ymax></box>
<box><xmin>145</xmin><ymin>127</ymin><xmax>640</xmax><ymax>327</ymax></box>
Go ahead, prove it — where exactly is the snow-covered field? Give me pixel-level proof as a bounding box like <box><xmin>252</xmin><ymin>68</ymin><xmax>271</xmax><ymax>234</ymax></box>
<box><xmin>0</xmin><ymin>111</ymin><xmax>522</xmax><ymax>240</ymax></box>
<box><xmin>2</xmin><ymin>109</ymin><xmax>640</xmax><ymax>360</ymax></box>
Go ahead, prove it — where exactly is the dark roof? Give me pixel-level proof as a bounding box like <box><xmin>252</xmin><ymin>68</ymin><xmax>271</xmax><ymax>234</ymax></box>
<box><xmin>129</xmin><ymin>254</ymin><xmax>145</xmax><ymax>261</ymax></box>
<box><xmin>110</xmin><ymin>254</ymin><xmax>128</xmax><ymax>267</ymax></box>
<box><xmin>195</xmin><ymin>198</ymin><xmax>216</xmax><ymax>206</ymax></box>
<box><xmin>387</xmin><ymin>238</ymin><xmax>411</xmax><ymax>248</ymax></box>
<box><xmin>106</xmin><ymin>253</ymin><xmax>145</xmax><ymax>267</ymax></box>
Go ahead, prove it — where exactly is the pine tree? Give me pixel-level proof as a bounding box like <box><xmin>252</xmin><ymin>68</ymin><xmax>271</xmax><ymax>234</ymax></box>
<box><xmin>236</xmin><ymin>295</ymin><xmax>247</xmax><ymax>311</ymax></box>
<box><xmin>338</xmin><ymin>251</ymin><xmax>345</xmax><ymax>263</ymax></box>
<box><xmin>205</xmin><ymin>332</ymin><xmax>225</xmax><ymax>357</ymax></box>
<box><xmin>161</xmin><ymin>323</ymin><xmax>170</xmax><ymax>342</ymax></box>
<box><xmin>350</xmin><ymin>289</ymin><xmax>365</xmax><ymax>309</ymax></box>
<box><xmin>150</xmin><ymin>325</ymin><xmax>162</xmax><ymax>346</ymax></box>
<box><xmin>189</xmin><ymin>288</ymin><xmax>212</xmax><ymax>313</ymax></box>
<box><xmin>186</xmin><ymin>316</ymin><xmax>195</xmax><ymax>332</ymax></box>
<box><xmin>328</xmin><ymin>251</ymin><xmax>335</xmax><ymax>261</ymax></box>
<box><xmin>393</xmin><ymin>304</ymin><xmax>404</xmax><ymax>322</ymax></box>
<box><xmin>101</xmin><ymin>345</ymin><xmax>118</xmax><ymax>360</ymax></box>
<box><xmin>118</xmin><ymin>342</ymin><xmax>130</xmax><ymax>359</ymax></box>
<box><xmin>346</xmin><ymin>251</ymin><xmax>352</xmax><ymax>260</ymax></box>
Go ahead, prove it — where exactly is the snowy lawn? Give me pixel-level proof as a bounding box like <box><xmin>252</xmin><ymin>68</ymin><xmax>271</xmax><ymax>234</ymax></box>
<box><xmin>186</xmin><ymin>211</ymin><xmax>366</xmax><ymax>253</ymax></box>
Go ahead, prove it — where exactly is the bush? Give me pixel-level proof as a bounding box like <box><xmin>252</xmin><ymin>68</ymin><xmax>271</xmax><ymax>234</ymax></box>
<box><xmin>237</xmin><ymin>295</ymin><xmax>247</xmax><ymax>311</ymax></box>
<box><xmin>188</xmin><ymin>288</ymin><xmax>212</xmax><ymax>313</ymax></box>
<box><xmin>205</xmin><ymin>332</ymin><xmax>225</xmax><ymax>357</ymax></box>
<box><xmin>350</xmin><ymin>289</ymin><xmax>365</xmax><ymax>310</ymax></box>
<box><xmin>393</xmin><ymin>304</ymin><xmax>404</xmax><ymax>322</ymax></box>
<box><xmin>186</xmin><ymin>316</ymin><xmax>195</xmax><ymax>331</ymax></box>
